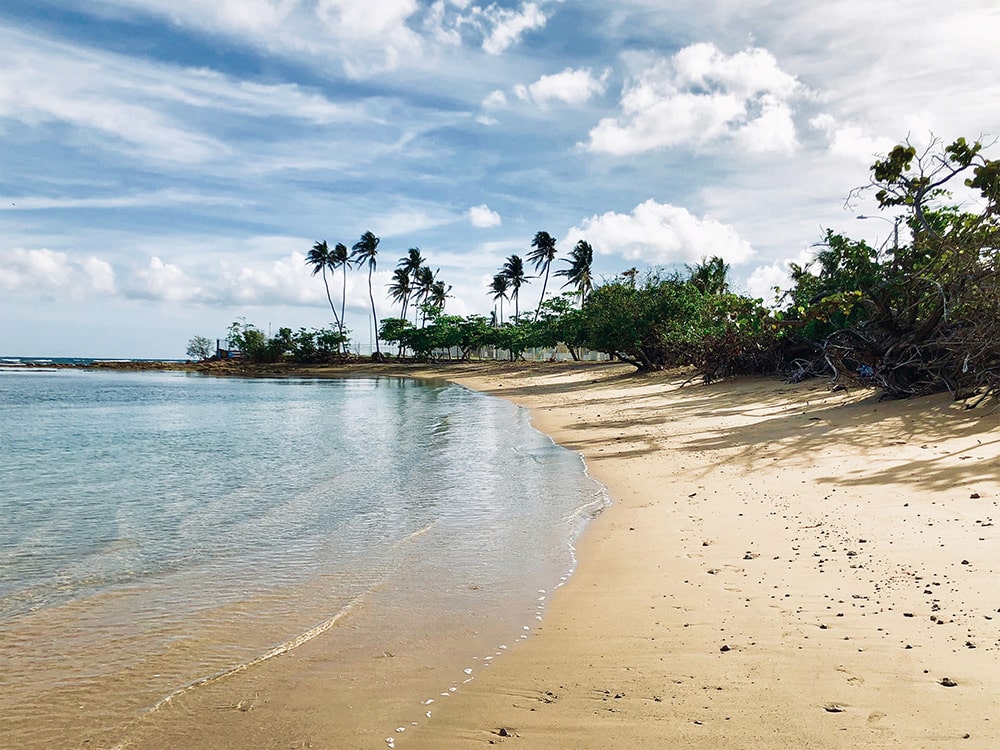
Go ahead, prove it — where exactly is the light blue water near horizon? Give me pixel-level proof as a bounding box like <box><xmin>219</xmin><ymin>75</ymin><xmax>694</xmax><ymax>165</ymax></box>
<box><xmin>0</xmin><ymin>369</ymin><xmax>606</xmax><ymax>748</ymax></box>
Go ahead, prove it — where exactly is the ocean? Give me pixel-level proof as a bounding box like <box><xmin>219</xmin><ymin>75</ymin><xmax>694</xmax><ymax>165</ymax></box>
<box><xmin>0</xmin><ymin>368</ymin><xmax>606</xmax><ymax>748</ymax></box>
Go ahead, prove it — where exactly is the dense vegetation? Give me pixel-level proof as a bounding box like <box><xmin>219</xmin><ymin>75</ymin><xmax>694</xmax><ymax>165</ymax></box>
<box><xmin>190</xmin><ymin>137</ymin><xmax>998</xmax><ymax>403</ymax></box>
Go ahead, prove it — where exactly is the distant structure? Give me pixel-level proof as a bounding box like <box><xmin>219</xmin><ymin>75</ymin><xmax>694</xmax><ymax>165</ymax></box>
<box><xmin>215</xmin><ymin>339</ymin><xmax>243</xmax><ymax>360</ymax></box>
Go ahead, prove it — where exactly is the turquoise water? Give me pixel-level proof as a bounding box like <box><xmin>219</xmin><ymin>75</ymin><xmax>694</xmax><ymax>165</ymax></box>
<box><xmin>0</xmin><ymin>369</ymin><xmax>605</xmax><ymax>747</ymax></box>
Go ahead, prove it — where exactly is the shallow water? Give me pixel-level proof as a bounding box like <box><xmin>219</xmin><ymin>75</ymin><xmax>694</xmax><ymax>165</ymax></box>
<box><xmin>0</xmin><ymin>370</ymin><xmax>605</xmax><ymax>748</ymax></box>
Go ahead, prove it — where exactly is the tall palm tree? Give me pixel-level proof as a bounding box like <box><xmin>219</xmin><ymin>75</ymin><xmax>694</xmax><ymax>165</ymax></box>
<box><xmin>305</xmin><ymin>240</ymin><xmax>343</xmax><ymax>332</ymax></box>
<box><xmin>392</xmin><ymin>248</ymin><xmax>424</xmax><ymax>322</ymax></box>
<box><xmin>387</xmin><ymin>267</ymin><xmax>412</xmax><ymax>357</ymax></box>
<box><xmin>429</xmin><ymin>279</ymin><xmax>452</xmax><ymax>312</ymax></box>
<box><xmin>401</xmin><ymin>247</ymin><xmax>424</xmax><ymax>282</ymax></box>
<box><xmin>527</xmin><ymin>231</ymin><xmax>558</xmax><ymax>319</ymax></box>
<box><xmin>413</xmin><ymin>265</ymin><xmax>437</xmax><ymax>325</ymax></box>
<box><xmin>489</xmin><ymin>274</ymin><xmax>509</xmax><ymax>326</ymax></box>
<box><xmin>500</xmin><ymin>254</ymin><xmax>529</xmax><ymax>319</ymax></box>
<box><xmin>685</xmin><ymin>255</ymin><xmax>730</xmax><ymax>295</ymax></box>
<box><xmin>388</xmin><ymin>267</ymin><xmax>412</xmax><ymax>319</ymax></box>
<box><xmin>331</xmin><ymin>242</ymin><xmax>350</xmax><ymax>349</ymax></box>
<box><xmin>351</xmin><ymin>230</ymin><xmax>381</xmax><ymax>359</ymax></box>
<box><xmin>555</xmin><ymin>239</ymin><xmax>594</xmax><ymax>306</ymax></box>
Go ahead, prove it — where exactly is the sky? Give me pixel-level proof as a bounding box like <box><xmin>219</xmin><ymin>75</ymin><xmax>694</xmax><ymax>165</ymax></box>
<box><xmin>1</xmin><ymin>0</ymin><xmax>998</xmax><ymax>358</ymax></box>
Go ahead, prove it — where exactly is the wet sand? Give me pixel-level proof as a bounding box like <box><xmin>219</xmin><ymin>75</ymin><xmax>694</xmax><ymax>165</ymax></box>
<box><xmin>73</xmin><ymin>360</ymin><xmax>998</xmax><ymax>748</ymax></box>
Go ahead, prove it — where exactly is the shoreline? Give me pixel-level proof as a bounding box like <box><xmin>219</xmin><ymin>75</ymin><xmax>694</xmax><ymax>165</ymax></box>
<box><xmin>408</xmin><ymin>363</ymin><xmax>1000</xmax><ymax>749</ymax></box>
<box><xmin>16</xmin><ymin>361</ymin><xmax>998</xmax><ymax>748</ymax></box>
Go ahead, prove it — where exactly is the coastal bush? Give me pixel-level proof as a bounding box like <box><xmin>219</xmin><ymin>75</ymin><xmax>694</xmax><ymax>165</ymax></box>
<box><xmin>582</xmin><ymin>272</ymin><xmax>703</xmax><ymax>371</ymax></box>
<box><xmin>778</xmin><ymin>137</ymin><xmax>1000</xmax><ymax>400</ymax></box>
<box><xmin>186</xmin><ymin>335</ymin><xmax>214</xmax><ymax>361</ymax></box>
<box><xmin>533</xmin><ymin>295</ymin><xmax>589</xmax><ymax>360</ymax></box>
<box><xmin>224</xmin><ymin>321</ymin><xmax>348</xmax><ymax>363</ymax></box>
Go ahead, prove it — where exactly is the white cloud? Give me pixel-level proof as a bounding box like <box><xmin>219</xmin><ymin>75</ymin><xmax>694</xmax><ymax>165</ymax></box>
<box><xmin>218</xmin><ymin>252</ymin><xmax>321</xmax><ymax>306</ymax></box>
<box><xmin>744</xmin><ymin>248</ymin><xmax>815</xmax><ymax>306</ymax></box>
<box><xmin>315</xmin><ymin>0</ymin><xmax>422</xmax><ymax>75</ymax></box>
<box><xmin>1</xmin><ymin>190</ymin><xmax>248</xmax><ymax>211</ymax></box>
<box><xmin>0</xmin><ymin>248</ymin><xmax>117</xmax><ymax>299</ymax></box>
<box><xmin>0</xmin><ymin>29</ymin><xmax>354</xmax><ymax>165</ymax></box>
<box><xmin>482</xmin><ymin>89</ymin><xmax>507</xmax><ymax>109</ymax></box>
<box><xmin>425</xmin><ymin>0</ymin><xmax>462</xmax><ymax>44</ymax></box>
<box><xmin>481</xmin><ymin>2</ymin><xmax>547</xmax><ymax>54</ymax></box>
<box><xmin>101</xmin><ymin>0</ymin><xmax>422</xmax><ymax>77</ymax></box>
<box><xmin>131</xmin><ymin>256</ymin><xmax>203</xmax><ymax>302</ymax></box>
<box><xmin>567</xmin><ymin>199</ymin><xmax>755</xmax><ymax>266</ymax></box>
<box><xmin>116</xmin><ymin>245</ymin><xmax>336</xmax><ymax>307</ymax></box>
<box><xmin>467</xmin><ymin>204</ymin><xmax>502</xmax><ymax>227</ymax></box>
<box><xmin>367</xmin><ymin>207</ymin><xmax>458</xmax><ymax>238</ymax></box>
<box><xmin>810</xmin><ymin>114</ymin><xmax>897</xmax><ymax>164</ymax></box>
<box><xmin>81</xmin><ymin>257</ymin><xmax>117</xmax><ymax>295</ymax></box>
<box><xmin>587</xmin><ymin>43</ymin><xmax>803</xmax><ymax>156</ymax></box>
<box><xmin>513</xmin><ymin>68</ymin><xmax>608</xmax><ymax>107</ymax></box>
<box><xmin>734</xmin><ymin>94</ymin><xmax>797</xmax><ymax>155</ymax></box>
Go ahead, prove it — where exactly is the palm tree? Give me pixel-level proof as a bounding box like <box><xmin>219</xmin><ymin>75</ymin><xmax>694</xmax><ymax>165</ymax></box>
<box><xmin>555</xmin><ymin>239</ymin><xmax>594</xmax><ymax>306</ymax></box>
<box><xmin>489</xmin><ymin>274</ymin><xmax>509</xmax><ymax>326</ymax></box>
<box><xmin>429</xmin><ymin>279</ymin><xmax>452</xmax><ymax>312</ymax></box>
<box><xmin>685</xmin><ymin>255</ymin><xmax>730</xmax><ymax>295</ymax></box>
<box><xmin>305</xmin><ymin>240</ymin><xmax>342</xmax><ymax>331</ymax></box>
<box><xmin>351</xmin><ymin>230</ymin><xmax>381</xmax><ymax>359</ymax></box>
<box><xmin>401</xmin><ymin>247</ymin><xmax>424</xmax><ymax>282</ymax></box>
<box><xmin>413</xmin><ymin>265</ymin><xmax>437</xmax><ymax>325</ymax></box>
<box><xmin>388</xmin><ymin>267</ymin><xmax>412</xmax><ymax>319</ymax></box>
<box><xmin>331</xmin><ymin>242</ymin><xmax>350</xmax><ymax>350</ymax></box>
<box><xmin>500</xmin><ymin>254</ymin><xmax>529</xmax><ymax>319</ymax></box>
<box><xmin>387</xmin><ymin>267</ymin><xmax>412</xmax><ymax>357</ymax></box>
<box><xmin>527</xmin><ymin>231</ymin><xmax>558</xmax><ymax>319</ymax></box>
<box><xmin>392</xmin><ymin>248</ymin><xmax>424</xmax><ymax>322</ymax></box>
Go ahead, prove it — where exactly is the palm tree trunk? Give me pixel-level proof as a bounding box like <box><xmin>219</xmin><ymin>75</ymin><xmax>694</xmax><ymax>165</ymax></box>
<box><xmin>322</xmin><ymin>269</ymin><xmax>342</xmax><ymax>331</ymax></box>
<box><xmin>339</xmin><ymin>267</ymin><xmax>348</xmax><ymax>353</ymax></box>
<box><xmin>368</xmin><ymin>265</ymin><xmax>381</xmax><ymax>358</ymax></box>
<box><xmin>535</xmin><ymin>264</ymin><xmax>550</xmax><ymax>320</ymax></box>
<box><xmin>398</xmin><ymin>295</ymin><xmax>408</xmax><ymax>357</ymax></box>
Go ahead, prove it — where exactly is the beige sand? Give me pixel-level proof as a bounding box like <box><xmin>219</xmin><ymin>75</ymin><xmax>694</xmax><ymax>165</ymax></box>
<box><xmin>403</xmin><ymin>362</ymin><xmax>1000</xmax><ymax>749</ymax></box>
<box><xmin>114</xmin><ymin>361</ymin><xmax>999</xmax><ymax>749</ymax></box>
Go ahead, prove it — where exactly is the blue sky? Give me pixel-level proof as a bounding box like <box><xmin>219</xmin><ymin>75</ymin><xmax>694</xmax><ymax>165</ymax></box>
<box><xmin>2</xmin><ymin>0</ymin><xmax>998</xmax><ymax>357</ymax></box>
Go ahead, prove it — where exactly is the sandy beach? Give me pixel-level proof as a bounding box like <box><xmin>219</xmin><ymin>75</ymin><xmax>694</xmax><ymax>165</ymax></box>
<box><xmin>111</xmin><ymin>361</ymin><xmax>999</xmax><ymax>749</ymax></box>
<box><xmin>403</xmin><ymin>362</ymin><xmax>1000</xmax><ymax>749</ymax></box>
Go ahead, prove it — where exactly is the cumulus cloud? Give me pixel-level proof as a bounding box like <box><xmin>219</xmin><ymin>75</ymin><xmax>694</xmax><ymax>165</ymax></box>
<box><xmin>0</xmin><ymin>248</ymin><xmax>117</xmax><ymax>299</ymax></box>
<box><xmin>481</xmin><ymin>2</ymin><xmax>547</xmax><ymax>55</ymax></box>
<box><xmin>482</xmin><ymin>89</ymin><xmax>507</xmax><ymax>109</ymax></box>
<box><xmin>513</xmin><ymin>68</ymin><xmax>608</xmax><ymax>106</ymax></box>
<box><xmin>745</xmin><ymin>249</ymin><xmax>816</xmax><ymax>306</ymax></box>
<box><xmin>586</xmin><ymin>43</ymin><xmax>803</xmax><ymax>156</ymax></box>
<box><xmin>130</xmin><ymin>256</ymin><xmax>204</xmax><ymax>302</ymax></box>
<box><xmin>0</xmin><ymin>243</ymin><xmax>328</xmax><ymax>308</ymax></box>
<box><xmin>81</xmin><ymin>257</ymin><xmax>117</xmax><ymax>295</ymax></box>
<box><xmin>810</xmin><ymin>114</ymin><xmax>896</xmax><ymax>163</ymax></box>
<box><xmin>566</xmin><ymin>199</ymin><xmax>754</xmax><ymax>266</ymax></box>
<box><xmin>217</xmin><ymin>251</ymin><xmax>321</xmax><ymax>306</ymax></box>
<box><xmin>118</xmin><ymin>247</ymin><xmax>334</xmax><ymax>307</ymax></box>
<box><xmin>467</xmin><ymin>204</ymin><xmax>502</xmax><ymax>227</ymax></box>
